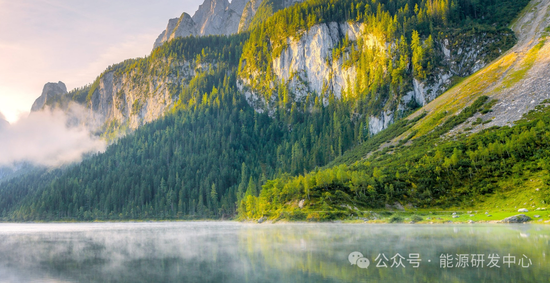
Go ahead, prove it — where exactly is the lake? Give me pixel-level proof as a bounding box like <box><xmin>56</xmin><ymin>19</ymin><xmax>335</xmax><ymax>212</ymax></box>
<box><xmin>0</xmin><ymin>222</ymin><xmax>548</xmax><ymax>282</ymax></box>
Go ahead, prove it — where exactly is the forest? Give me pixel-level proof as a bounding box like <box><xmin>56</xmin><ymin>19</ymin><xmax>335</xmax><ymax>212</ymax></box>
<box><xmin>0</xmin><ymin>0</ymin><xmax>533</xmax><ymax>221</ymax></box>
<box><xmin>239</xmin><ymin>98</ymin><xmax>550</xmax><ymax>220</ymax></box>
<box><xmin>239</xmin><ymin>0</ymin><xmax>523</xmax><ymax>115</ymax></box>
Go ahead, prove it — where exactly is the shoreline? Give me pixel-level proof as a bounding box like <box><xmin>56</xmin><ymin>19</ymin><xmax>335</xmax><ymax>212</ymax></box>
<box><xmin>1</xmin><ymin>208</ymin><xmax>548</xmax><ymax>225</ymax></box>
<box><xmin>1</xmin><ymin>218</ymin><xmax>549</xmax><ymax>225</ymax></box>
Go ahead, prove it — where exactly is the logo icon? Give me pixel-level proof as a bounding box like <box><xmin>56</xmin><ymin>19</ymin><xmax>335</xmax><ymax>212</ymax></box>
<box><xmin>348</xmin><ymin>251</ymin><xmax>364</xmax><ymax>265</ymax></box>
<box><xmin>357</xmin><ymin>257</ymin><xmax>370</xmax><ymax>269</ymax></box>
<box><xmin>348</xmin><ymin>251</ymin><xmax>370</xmax><ymax>269</ymax></box>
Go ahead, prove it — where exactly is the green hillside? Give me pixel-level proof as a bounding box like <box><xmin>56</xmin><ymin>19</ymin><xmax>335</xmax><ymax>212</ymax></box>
<box><xmin>239</xmin><ymin>96</ymin><xmax>550</xmax><ymax>221</ymax></box>
<box><xmin>0</xmin><ymin>0</ymin><xmax>536</xmax><ymax>221</ymax></box>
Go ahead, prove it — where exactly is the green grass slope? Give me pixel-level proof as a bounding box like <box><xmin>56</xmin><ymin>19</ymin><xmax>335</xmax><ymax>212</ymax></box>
<box><xmin>238</xmin><ymin>0</ymin><xmax>550</xmax><ymax>222</ymax></box>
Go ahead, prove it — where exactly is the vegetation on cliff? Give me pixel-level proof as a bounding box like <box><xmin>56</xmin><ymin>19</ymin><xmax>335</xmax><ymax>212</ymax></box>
<box><xmin>0</xmin><ymin>0</ymin><xmax>536</xmax><ymax>221</ymax></box>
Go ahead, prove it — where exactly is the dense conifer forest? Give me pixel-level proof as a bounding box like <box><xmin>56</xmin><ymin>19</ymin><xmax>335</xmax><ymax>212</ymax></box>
<box><xmin>0</xmin><ymin>0</ymin><xmax>535</xmax><ymax>221</ymax></box>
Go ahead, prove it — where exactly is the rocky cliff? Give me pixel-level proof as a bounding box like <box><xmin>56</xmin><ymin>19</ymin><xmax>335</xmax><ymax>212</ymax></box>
<box><xmin>238</xmin><ymin>0</ymin><xmax>305</xmax><ymax>32</ymax></box>
<box><xmin>30</xmin><ymin>81</ymin><xmax>68</xmax><ymax>112</ymax></box>
<box><xmin>238</xmin><ymin>0</ymin><xmax>263</xmax><ymax>32</ymax></box>
<box><xmin>238</xmin><ymin>21</ymin><xmax>514</xmax><ymax>134</ymax></box>
<box><xmin>153</xmin><ymin>0</ymin><xmax>304</xmax><ymax>49</ymax></box>
<box><xmin>87</xmin><ymin>59</ymin><xmax>203</xmax><ymax>133</ymax></box>
<box><xmin>154</xmin><ymin>0</ymin><xmax>248</xmax><ymax>49</ymax></box>
<box><xmin>153</xmin><ymin>13</ymin><xmax>198</xmax><ymax>50</ymax></box>
<box><xmin>33</xmin><ymin>1</ymin><xmax>519</xmax><ymax>140</ymax></box>
<box><xmin>444</xmin><ymin>0</ymin><xmax>550</xmax><ymax>135</ymax></box>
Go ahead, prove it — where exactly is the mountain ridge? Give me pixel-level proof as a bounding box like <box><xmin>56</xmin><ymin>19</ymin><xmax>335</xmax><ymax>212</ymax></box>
<box><xmin>5</xmin><ymin>0</ymin><xmax>540</xmax><ymax>221</ymax></box>
<box><xmin>30</xmin><ymin>82</ymin><xmax>68</xmax><ymax>112</ymax></box>
<box><xmin>235</xmin><ymin>0</ymin><xmax>550</xmax><ymax>221</ymax></box>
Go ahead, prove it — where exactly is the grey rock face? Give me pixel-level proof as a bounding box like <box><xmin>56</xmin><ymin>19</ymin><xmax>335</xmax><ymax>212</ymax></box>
<box><xmin>239</xmin><ymin>21</ymin><xmax>498</xmax><ymax>135</ymax></box>
<box><xmin>518</xmin><ymin>208</ymin><xmax>529</xmax><ymax>212</ymax></box>
<box><xmin>229</xmin><ymin>0</ymin><xmax>248</xmax><ymax>16</ymax></box>
<box><xmin>238</xmin><ymin>0</ymin><xmax>263</xmax><ymax>32</ymax></box>
<box><xmin>154</xmin><ymin>0</ymin><xmax>250</xmax><ymax>49</ymax></box>
<box><xmin>193</xmin><ymin>0</ymin><xmax>231</xmax><ymax>35</ymax></box>
<box><xmin>31</xmin><ymin>82</ymin><xmax>68</xmax><ymax>112</ymax></box>
<box><xmin>154</xmin><ymin>0</ymin><xmax>306</xmax><ymax>49</ymax></box>
<box><xmin>501</xmin><ymin>214</ymin><xmax>532</xmax><ymax>223</ymax></box>
<box><xmin>87</xmin><ymin>59</ymin><xmax>202</xmax><ymax>132</ymax></box>
<box><xmin>153</xmin><ymin>13</ymin><xmax>197</xmax><ymax>49</ymax></box>
<box><xmin>238</xmin><ymin>0</ymin><xmax>305</xmax><ymax>32</ymax></box>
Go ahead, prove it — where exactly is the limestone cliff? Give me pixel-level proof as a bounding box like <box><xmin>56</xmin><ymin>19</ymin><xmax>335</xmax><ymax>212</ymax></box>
<box><xmin>153</xmin><ymin>13</ymin><xmax>197</xmax><ymax>50</ymax></box>
<box><xmin>30</xmin><ymin>82</ymin><xmax>68</xmax><ymax>112</ymax></box>
<box><xmin>87</xmin><ymin>59</ymin><xmax>203</xmax><ymax>133</ymax></box>
<box><xmin>238</xmin><ymin>21</ymin><xmax>513</xmax><ymax>134</ymax></box>
<box><xmin>154</xmin><ymin>0</ymin><xmax>304</xmax><ymax>49</ymax></box>
<box><xmin>238</xmin><ymin>0</ymin><xmax>305</xmax><ymax>32</ymax></box>
<box><xmin>154</xmin><ymin>0</ymin><xmax>248</xmax><ymax>49</ymax></box>
<box><xmin>238</xmin><ymin>0</ymin><xmax>263</xmax><ymax>32</ymax></box>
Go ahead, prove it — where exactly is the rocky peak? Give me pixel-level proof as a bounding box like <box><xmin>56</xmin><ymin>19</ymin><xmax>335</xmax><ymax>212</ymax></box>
<box><xmin>192</xmin><ymin>0</ymin><xmax>250</xmax><ymax>37</ymax></box>
<box><xmin>229</xmin><ymin>0</ymin><xmax>248</xmax><ymax>13</ymax></box>
<box><xmin>192</xmin><ymin>0</ymin><xmax>230</xmax><ymax>29</ymax></box>
<box><xmin>153</xmin><ymin>13</ymin><xmax>197</xmax><ymax>49</ymax></box>
<box><xmin>153</xmin><ymin>0</ymin><xmax>307</xmax><ymax>49</ymax></box>
<box><xmin>31</xmin><ymin>81</ymin><xmax>68</xmax><ymax>112</ymax></box>
<box><xmin>238</xmin><ymin>0</ymin><xmax>263</xmax><ymax>32</ymax></box>
<box><xmin>153</xmin><ymin>0</ymin><xmax>250</xmax><ymax>49</ymax></box>
<box><xmin>239</xmin><ymin>0</ymin><xmax>305</xmax><ymax>32</ymax></box>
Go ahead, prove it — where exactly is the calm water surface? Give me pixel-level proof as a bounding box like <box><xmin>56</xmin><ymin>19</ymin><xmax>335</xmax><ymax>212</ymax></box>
<box><xmin>0</xmin><ymin>222</ymin><xmax>548</xmax><ymax>282</ymax></box>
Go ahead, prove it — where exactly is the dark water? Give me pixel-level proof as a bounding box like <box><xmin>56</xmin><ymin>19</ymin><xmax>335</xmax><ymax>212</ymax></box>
<box><xmin>0</xmin><ymin>222</ymin><xmax>548</xmax><ymax>283</ymax></box>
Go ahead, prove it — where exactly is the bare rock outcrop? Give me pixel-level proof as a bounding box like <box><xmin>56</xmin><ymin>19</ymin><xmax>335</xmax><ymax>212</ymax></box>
<box><xmin>30</xmin><ymin>82</ymin><xmax>68</xmax><ymax>112</ymax></box>
<box><xmin>447</xmin><ymin>0</ymin><xmax>550</xmax><ymax>136</ymax></box>
<box><xmin>153</xmin><ymin>0</ymin><xmax>249</xmax><ymax>49</ymax></box>
<box><xmin>239</xmin><ymin>21</ymin><xmax>502</xmax><ymax>134</ymax></box>
<box><xmin>154</xmin><ymin>0</ymin><xmax>305</xmax><ymax>49</ymax></box>
<box><xmin>153</xmin><ymin>13</ymin><xmax>197</xmax><ymax>49</ymax></box>
<box><xmin>238</xmin><ymin>0</ymin><xmax>263</xmax><ymax>32</ymax></box>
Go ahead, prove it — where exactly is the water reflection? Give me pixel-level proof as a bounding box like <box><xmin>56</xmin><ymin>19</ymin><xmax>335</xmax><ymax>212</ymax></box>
<box><xmin>0</xmin><ymin>223</ymin><xmax>548</xmax><ymax>282</ymax></box>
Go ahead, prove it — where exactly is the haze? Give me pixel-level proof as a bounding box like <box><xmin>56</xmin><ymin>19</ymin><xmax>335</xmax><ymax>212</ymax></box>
<box><xmin>0</xmin><ymin>104</ymin><xmax>106</xmax><ymax>167</ymax></box>
<box><xmin>0</xmin><ymin>0</ymin><xmax>203</xmax><ymax>124</ymax></box>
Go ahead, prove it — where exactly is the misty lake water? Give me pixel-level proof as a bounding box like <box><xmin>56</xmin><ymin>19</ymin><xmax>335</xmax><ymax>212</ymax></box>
<box><xmin>0</xmin><ymin>222</ymin><xmax>548</xmax><ymax>283</ymax></box>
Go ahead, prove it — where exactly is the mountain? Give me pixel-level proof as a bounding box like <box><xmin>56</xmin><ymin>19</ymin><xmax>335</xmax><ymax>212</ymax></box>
<box><xmin>76</xmin><ymin>0</ymin><xmax>519</xmax><ymax>140</ymax></box>
<box><xmin>30</xmin><ymin>81</ymin><xmax>68</xmax><ymax>112</ymax></box>
<box><xmin>238</xmin><ymin>20</ymin><xmax>512</xmax><ymax>134</ymax></box>
<box><xmin>1</xmin><ymin>0</ymin><xmax>540</xmax><ymax>221</ymax></box>
<box><xmin>238</xmin><ymin>0</ymin><xmax>306</xmax><ymax>32</ymax></box>
<box><xmin>153</xmin><ymin>13</ymin><xmax>198</xmax><ymax>50</ymax></box>
<box><xmin>153</xmin><ymin>0</ymin><xmax>305</xmax><ymax>49</ymax></box>
<box><xmin>153</xmin><ymin>0</ymin><xmax>247</xmax><ymax>49</ymax></box>
<box><xmin>238</xmin><ymin>0</ymin><xmax>550</xmax><ymax>221</ymax></box>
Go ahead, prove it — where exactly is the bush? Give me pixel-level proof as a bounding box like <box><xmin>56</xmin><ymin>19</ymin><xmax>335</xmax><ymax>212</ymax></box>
<box><xmin>411</xmin><ymin>215</ymin><xmax>423</xmax><ymax>223</ymax></box>
<box><xmin>389</xmin><ymin>215</ymin><xmax>404</xmax><ymax>223</ymax></box>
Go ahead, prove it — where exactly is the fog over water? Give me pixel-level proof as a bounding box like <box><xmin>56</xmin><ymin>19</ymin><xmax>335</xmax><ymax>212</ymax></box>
<box><xmin>0</xmin><ymin>222</ymin><xmax>548</xmax><ymax>282</ymax></box>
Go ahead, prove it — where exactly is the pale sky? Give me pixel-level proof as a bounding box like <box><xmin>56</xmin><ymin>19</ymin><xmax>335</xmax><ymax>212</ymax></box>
<box><xmin>0</xmin><ymin>0</ymin><xmax>203</xmax><ymax>123</ymax></box>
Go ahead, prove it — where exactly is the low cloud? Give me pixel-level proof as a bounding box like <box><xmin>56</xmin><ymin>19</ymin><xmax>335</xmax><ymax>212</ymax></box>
<box><xmin>0</xmin><ymin>104</ymin><xmax>106</xmax><ymax>167</ymax></box>
<box><xmin>0</xmin><ymin>112</ymin><xmax>8</xmax><ymax>129</ymax></box>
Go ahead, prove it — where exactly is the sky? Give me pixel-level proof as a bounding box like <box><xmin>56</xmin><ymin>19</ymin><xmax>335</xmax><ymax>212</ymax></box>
<box><xmin>0</xmin><ymin>0</ymin><xmax>204</xmax><ymax>124</ymax></box>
